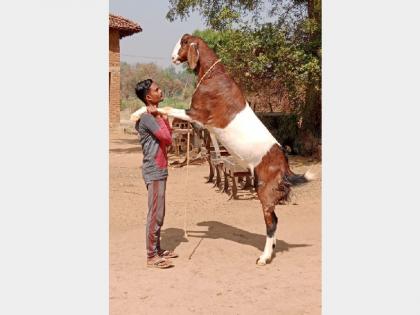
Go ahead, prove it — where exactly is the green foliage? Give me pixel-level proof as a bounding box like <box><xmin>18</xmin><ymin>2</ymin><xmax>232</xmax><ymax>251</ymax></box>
<box><xmin>256</xmin><ymin>113</ymin><xmax>299</xmax><ymax>147</ymax></box>
<box><xmin>173</xmin><ymin>0</ymin><xmax>322</xmax><ymax>140</ymax></box>
<box><xmin>167</xmin><ymin>0</ymin><xmax>264</xmax><ymax>30</ymax></box>
<box><xmin>193</xmin><ymin>25</ymin><xmax>320</xmax><ymax>115</ymax></box>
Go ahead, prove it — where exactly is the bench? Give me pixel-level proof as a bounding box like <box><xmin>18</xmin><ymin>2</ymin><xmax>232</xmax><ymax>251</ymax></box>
<box><xmin>220</xmin><ymin>156</ymin><xmax>253</xmax><ymax>199</ymax></box>
<box><xmin>206</xmin><ymin>132</ymin><xmax>253</xmax><ymax>199</ymax></box>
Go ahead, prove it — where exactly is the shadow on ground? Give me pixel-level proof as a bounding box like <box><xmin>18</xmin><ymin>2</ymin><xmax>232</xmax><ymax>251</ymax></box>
<box><xmin>110</xmin><ymin>147</ymin><xmax>140</xmax><ymax>154</ymax></box>
<box><xmin>160</xmin><ymin>228</ymin><xmax>189</xmax><ymax>251</ymax></box>
<box><xmin>161</xmin><ymin>221</ymin><xmax>310</xmax><ymax>254</ymax></box>
<box><xmin>111</xmin><ymin>138</ymin><xmax>139</xmax><ymax>145</ymax></box>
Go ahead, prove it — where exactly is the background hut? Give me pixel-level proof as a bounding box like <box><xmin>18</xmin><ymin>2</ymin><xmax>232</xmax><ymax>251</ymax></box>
<box><xmin>109</xmin><ymin>14</ymin><xmax>142</xmax><ymax>126</ymax></box>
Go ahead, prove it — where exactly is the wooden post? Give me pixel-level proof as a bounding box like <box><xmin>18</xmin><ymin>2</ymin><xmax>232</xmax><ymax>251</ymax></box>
<box><xmin>186</xmin><ymin>124</ymin><xmax>190</xmax><ymax>164</ymax></box>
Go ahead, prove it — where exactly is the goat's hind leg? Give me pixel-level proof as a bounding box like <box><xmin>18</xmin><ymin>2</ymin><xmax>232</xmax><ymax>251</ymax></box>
<box><xmin>256</xmin><ymin>203</ymin><xmax>278</xmax><ymax>266</ymax></box>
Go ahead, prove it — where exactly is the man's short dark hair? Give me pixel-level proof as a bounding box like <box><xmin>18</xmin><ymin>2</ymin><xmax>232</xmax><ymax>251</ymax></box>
<box><xmin>135</xmin><ymin>79</ymin><xmax>153</xmax><ymax>104</ymax></box>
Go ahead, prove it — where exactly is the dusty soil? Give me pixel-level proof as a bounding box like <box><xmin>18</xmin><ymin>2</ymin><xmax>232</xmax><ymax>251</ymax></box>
<box><xmin>110</xmin><ymin>127</ymin><xmax>321</xmax><ymax>315</ymax></box>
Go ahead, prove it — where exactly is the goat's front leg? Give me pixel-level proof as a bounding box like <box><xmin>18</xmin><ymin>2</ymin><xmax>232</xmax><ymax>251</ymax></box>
<box><xmin>130</xmin><ymin>106</ymin><xmax>147</xmax><ymax>121</ymax></box>
<box><xmin>160</xmin><ymin>107</ymin><xmax>206</xmax><ymax>130</ymax></box>
<box><xmin>158</xmin><ymin>107</ymin><xmax>193</xmax><ymax>122</ymax></box>
<box><xmin>130</xmin><ymin>106</ymin><xmax>193</xmax><ymax>122</ymax></box>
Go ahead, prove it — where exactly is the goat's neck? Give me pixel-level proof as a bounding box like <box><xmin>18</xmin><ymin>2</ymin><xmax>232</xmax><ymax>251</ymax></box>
<box><xmin>196</xmin><ymin>49</ymin><xmax>219</xmax><ymax>80</ymax></box>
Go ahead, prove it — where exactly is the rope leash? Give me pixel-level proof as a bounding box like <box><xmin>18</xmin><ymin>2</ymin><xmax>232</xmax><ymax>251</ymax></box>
<box><xmin>183</xmin><ymin>123</ymin><xmax>191</xmax><ymax>238</ymax></box>
<box><xmin>192</xmin><ymin>59</ymin><xmax>221</xmax><ymax>96</ymax></box>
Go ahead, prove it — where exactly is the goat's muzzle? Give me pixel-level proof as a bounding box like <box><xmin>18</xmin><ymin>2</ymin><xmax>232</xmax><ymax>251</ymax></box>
<box><xmin>171</xmin><ymin>56</ymin><xmax>181</xmax><ymax>65</ymax></box>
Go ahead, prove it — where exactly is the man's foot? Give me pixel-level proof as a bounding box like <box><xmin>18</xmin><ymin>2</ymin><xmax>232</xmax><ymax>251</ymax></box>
<box><xmin>158</xmin><ymin>249</ymin><xmax>179</xmax><ymax>258</ymax></box>
<box><xmin>147</xmin><ymin>256</ymin><xmax>173</xmax><ymax>269</ymax></box>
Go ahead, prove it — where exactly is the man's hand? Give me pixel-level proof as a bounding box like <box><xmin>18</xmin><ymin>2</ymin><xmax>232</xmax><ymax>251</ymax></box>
<box><xmin>155</xmin><ymin>112</ymin><xmax>168</xmax><ymax>120</ymax></box>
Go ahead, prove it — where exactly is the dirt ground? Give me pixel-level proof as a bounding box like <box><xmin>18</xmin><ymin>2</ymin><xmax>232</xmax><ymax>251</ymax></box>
<box><xmin>110</xmin><ymin>127</ymin><xmax>321</xmax><ymax>315</ymax></box>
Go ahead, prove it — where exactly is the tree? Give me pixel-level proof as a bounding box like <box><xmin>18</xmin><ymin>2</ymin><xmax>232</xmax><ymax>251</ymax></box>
<box><xmin>167</xmin><ymin>0</ymin><xmax>322</xmax><ymax>143</ymax></box>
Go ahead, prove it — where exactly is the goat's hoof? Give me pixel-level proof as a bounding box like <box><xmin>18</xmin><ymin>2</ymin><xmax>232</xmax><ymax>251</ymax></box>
<box><xmin>256</xmin><ymin>257</ymin><xmax>268</xmax><ymax>266</ymax></box>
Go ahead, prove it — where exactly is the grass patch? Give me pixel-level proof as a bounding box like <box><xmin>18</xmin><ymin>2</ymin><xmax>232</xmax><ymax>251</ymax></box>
<box><xmin>121</xmin><ymin>97</ymin><xmax>190</xmax><ymax>112</ymax></box>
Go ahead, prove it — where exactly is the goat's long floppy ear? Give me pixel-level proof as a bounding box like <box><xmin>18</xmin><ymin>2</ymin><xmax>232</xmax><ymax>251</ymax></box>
<box><xmin>188</xmin><ymin>43</ymin><xmax>199</xmax><ymax>70</ymax></box>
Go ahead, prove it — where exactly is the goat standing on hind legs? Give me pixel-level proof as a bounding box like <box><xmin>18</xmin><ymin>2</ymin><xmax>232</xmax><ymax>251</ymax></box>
<box><xmin>131</xmin><ymin>34</ymin><xmax>315</xmax><ymax>265</ymax></box>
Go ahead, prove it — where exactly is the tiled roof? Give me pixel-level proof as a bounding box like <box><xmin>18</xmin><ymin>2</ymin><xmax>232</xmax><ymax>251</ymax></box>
<box><xmin>109</xmin><ymin>14</ymin><xmax>142</xmax><ymax>38</ymax></box>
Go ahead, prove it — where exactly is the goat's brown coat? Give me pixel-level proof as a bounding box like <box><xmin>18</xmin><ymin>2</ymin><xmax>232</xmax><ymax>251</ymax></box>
<box><xmin>177</xmin><ymin>35</ymin><xmax>246</xmax><ymax>129</ymax></box>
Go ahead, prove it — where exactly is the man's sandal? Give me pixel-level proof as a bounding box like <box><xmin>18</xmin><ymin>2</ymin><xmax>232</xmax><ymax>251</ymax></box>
<box><xmin>147</xmin><ymin>256</ymin><xmax>173</xmax><ymax>269</ymax></box>
<box><xmin>158</xmin><ymin>249</ymin><xmax>178</xmax><ymax>258</ymax></box>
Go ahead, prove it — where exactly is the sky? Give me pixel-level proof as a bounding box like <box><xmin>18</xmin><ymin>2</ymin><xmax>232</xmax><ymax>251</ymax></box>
<box><xmin>109</xmin><ymin>0</ymin><xmax>207</xmax><ymax>68</ymax></box>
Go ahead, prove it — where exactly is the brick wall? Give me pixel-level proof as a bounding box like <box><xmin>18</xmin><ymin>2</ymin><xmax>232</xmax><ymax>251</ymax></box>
<box><xmin>109</xmin><ymin>29</ymin><xmax>120</xmax><ymax>126</ymax></box>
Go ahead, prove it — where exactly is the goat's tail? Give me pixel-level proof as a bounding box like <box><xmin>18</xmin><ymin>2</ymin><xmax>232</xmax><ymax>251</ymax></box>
<box><xmin>285</xmin><ymin>168</ymin><xmax>317</xmax><ymax>186</ymax></box>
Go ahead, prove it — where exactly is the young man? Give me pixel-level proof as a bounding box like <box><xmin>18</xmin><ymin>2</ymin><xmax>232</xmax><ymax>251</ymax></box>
<box><xmin>134</xmin><ymin>79</ymin><xmax>178</xmax><ymax>269</ymax></box>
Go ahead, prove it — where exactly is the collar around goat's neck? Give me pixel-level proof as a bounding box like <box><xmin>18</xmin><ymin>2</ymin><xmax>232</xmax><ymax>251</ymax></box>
<box><xmin>193</xmin><ymin>58</ymin><xmax>222</xmax><ymax>95</ymax></box>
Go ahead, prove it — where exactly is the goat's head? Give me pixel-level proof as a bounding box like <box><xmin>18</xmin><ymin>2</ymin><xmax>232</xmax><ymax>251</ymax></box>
<box><xmin>171</xmin><ymin>34</ymin><xmax>200</xmax><ymax>70</ymax></box>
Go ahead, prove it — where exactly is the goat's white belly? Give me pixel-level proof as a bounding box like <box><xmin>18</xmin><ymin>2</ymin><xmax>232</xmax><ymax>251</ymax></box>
<box><xmin>208</xmin><ymin>103</ymin><xmax>279</xmax><ymax>171</ymax></box>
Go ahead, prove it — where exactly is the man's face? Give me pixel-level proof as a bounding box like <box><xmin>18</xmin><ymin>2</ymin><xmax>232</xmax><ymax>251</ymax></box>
<box><xmin>146</xmin><ymin>82</ymin><xmax>164</xmax><ymax>105</ymax></box>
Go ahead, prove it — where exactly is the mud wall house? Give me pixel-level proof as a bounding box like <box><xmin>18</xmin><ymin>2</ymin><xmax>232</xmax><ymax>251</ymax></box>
<box><xmin>109</xmin><ymin>14</ymin><xmax>142</xmax><ymax>126</ymax></box>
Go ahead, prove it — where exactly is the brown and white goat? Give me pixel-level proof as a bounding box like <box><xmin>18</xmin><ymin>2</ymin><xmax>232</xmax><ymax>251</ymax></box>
<box><xmin>132</xmin><ymin>34</ymin><xmax>314</xmax><ymax>265</ymax></box>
